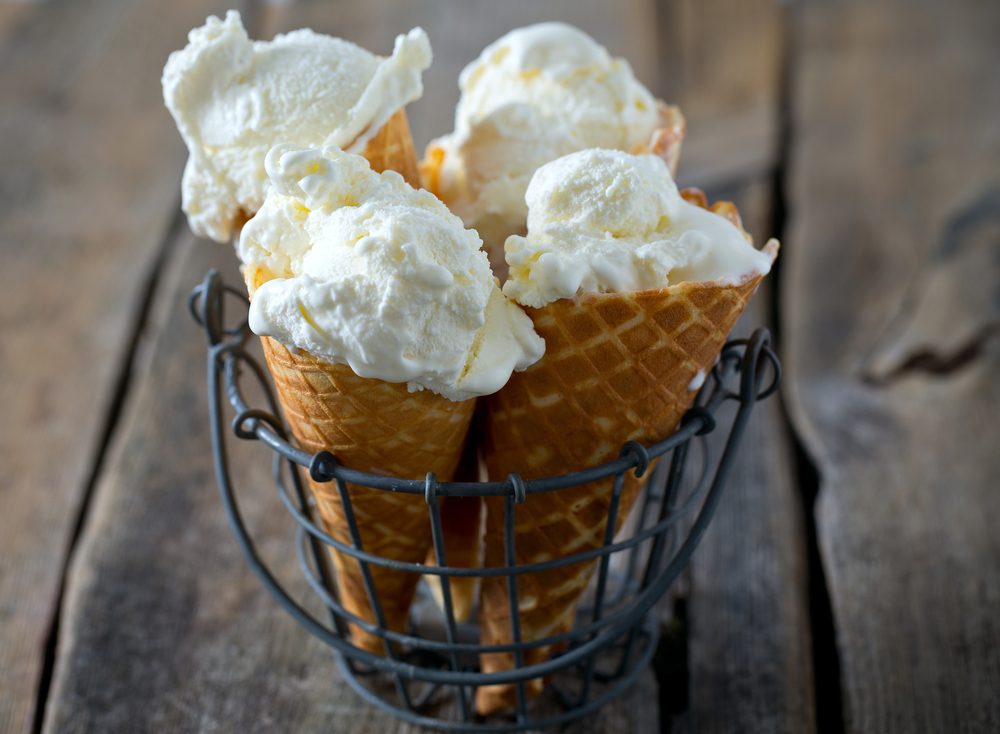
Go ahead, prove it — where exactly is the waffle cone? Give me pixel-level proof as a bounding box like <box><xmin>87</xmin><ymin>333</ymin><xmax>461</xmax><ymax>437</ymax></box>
<box><xmin>475</xmin><ymin>199</ymin><xmax>778</xmax><ymax>715</ymax></box>
<box><xmin>635</xmin><ymin>103</ymin><xmax>686</xmax><ymax>177</ymax></box>
<box><xmin>360</xmin><ymin>107</ymin><xmax>421</xmax><ymax>187</ymax></box>
<box><xmin>244</xmin><ymin>268</ymin><xmax>474</xmax><ymax>654</ymax></box>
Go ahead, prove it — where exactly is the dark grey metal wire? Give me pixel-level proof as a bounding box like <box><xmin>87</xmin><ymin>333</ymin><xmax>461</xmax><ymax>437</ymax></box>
<box><xmin>190</xmin><ymin>269</ymin><xmax>780</xmax><ymax>732</ymax></box>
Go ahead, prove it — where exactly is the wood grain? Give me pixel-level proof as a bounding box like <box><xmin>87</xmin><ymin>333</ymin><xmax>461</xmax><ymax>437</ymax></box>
<box><xmin>677</xmin><ymin>183</ymin><xmax>815</xmax><ymax>734</ymax></box>
<box><xmin>649</xmin><ymin>3</ymin><xmax>816</xmax><ymax>730</ymax></box>
<box><xmin>655</xmin><ymin>0</ymin><xmax>786</xmax><ymax>190</ymax></box>
<box><xmin>0</xmin><ymin>3</ymin><xmax>29</xmax><ymax>43</ymax></box>
<box><xmin>0</xmin><ymin>2</ymin><xmax>244</xmax><ymax>732</ymax></box>
<box><xmin>785</xmin><ymin>0</ymin><xmax>1000</xmax><ymax>730</ymax></box>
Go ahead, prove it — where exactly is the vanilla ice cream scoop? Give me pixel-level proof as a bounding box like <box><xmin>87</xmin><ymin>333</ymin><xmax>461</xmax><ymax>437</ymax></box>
<box><xmin>426</xmin><ymin>23</ymin><xmax>660</xmax><ymax>256</ymax></box>
<box><xmin>163</xmin><ymin>11</ymin><xmax>431</xmax><ymax>243</ymax></box>
<box><xmin>240</xmin><ymin>145</ymin><xmax>544</xmax><ymax>401</ymax></box>
<box><xmin>503</xmin><ymin>149</ymin><xmax>775</xmax><ymax>308</ymax></box>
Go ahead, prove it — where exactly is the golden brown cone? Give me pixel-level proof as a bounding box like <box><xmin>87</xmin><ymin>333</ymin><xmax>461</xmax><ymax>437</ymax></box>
<box><xmin>419</xmin><ymin>102</ymin><xmax>687</xmax><ymax>283</ymax></box>
<box><xmin>361</xmin><ymin>107</ymin><xmax>421</xmax><ymax>187</ymax></box>
<box><xmin>474</xmin><ymin>198</ymin><xmax>779</xmax><ymax>715</ymax></box>
<box><xmin>238</xmin><ymin>110</ymin><xmax>465</xmax><ymax>653</ymax></box>
<box><xmin>244</xmin><ymin>249</ymin><xmax>475</xmax><ymax>653</ymax></box>
<box><xmin>635</xmin><ymin>103</ymin><xmax>686</xmax><ymax>177</ymax></box>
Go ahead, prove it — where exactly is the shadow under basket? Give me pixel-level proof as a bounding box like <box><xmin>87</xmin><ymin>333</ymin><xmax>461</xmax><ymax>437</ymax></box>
<box><xmin>190</xmin><ymin>270</ymin><xmax>781</xmax><ymax>733</ymax></box>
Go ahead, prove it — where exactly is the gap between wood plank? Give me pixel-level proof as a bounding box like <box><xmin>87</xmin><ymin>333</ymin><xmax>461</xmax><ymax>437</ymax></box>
<box><xmin>783</xmin><ymin>1</ymin><xmax>1000</xmax><ymax>727</ymax></box>
<box><xmin>25</xmin><ymin>6</ymin><xmax>267</xmax><ymax>731</ymax></box>
<box><xmin>653</xmin><ymin>597</ymin><xmax>690</xmax><ymax>732</ymax></box>
<box><xmin>769</xmin><ymin>8</ymin><xmax>846</xmax><ymax>734</ymax></box>
<box><xmin>657</xmin><ymin>3</ymin><xmax>824</xmax><ymax>732</ymax></box>
<box><xmin>29</xmin><ymin>208</ymin><xmax>186</xmax><ymax>734</ymax></box>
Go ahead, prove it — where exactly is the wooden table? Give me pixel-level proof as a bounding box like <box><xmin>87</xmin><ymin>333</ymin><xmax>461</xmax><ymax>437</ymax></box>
<box><xmin>2</xmin><ymin>0</ymin><xmax>998</xmax><ymax>731</ymax></box>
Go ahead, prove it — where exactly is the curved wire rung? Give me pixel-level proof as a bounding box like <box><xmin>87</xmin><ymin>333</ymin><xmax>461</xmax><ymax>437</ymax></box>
<box><xmin>191</xmin><ymin>270</ymin><xmax>780</xmax><ymax>732</ymax></box>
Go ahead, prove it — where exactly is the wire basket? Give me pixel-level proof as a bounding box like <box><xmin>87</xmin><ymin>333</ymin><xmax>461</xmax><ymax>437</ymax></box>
<box><xmin>190</xmin><ymin>270</ymin><xmax>780</xmax><ymax>732</ymax></box>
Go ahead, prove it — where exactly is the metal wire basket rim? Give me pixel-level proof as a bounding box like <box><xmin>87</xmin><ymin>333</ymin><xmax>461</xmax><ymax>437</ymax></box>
<box><xmin>230</xmin><ymin>378</ymin><xmax>718</xmax><ymax>496</ymax></box>
<box><xmin>224</xmin><ymin>350</ymin><xmax>763</xmax><ymax>497</ymax></box>
<box><xmin>193</xmin><ymin>269</ymin><xmax>778</xmax><ymax>503</ymax></box>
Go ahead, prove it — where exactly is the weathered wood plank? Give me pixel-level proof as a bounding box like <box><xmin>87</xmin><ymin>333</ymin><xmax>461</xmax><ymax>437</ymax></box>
<box><xmin>648</xmin><ymin>2</ymin><xmax>815</xmax><ymax>729</ymax></box>
<box><xmin>0</xmin><ymin>2</ymin><xmax>243</xmax><ymax>732</ymax></box>
<box><xmin>785</xmin><ymin>1</ymin><xmax>1000</xmax><ymax>731</ymax></box>
<box><xmin>678</xmin><ymin>182</ymin><xmax>815</xmax><ymax>734</ymax></box>
<box><xmin>656</xmin><ymin>0</ymin><xmax>786</xmax><ymax>190</ymax></box>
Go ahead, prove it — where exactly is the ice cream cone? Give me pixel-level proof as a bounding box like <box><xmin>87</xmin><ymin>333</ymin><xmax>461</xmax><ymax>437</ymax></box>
<box><xmin>235</xmin><ymin>137</ymin><xmax>545</xmax><ymax>654</ymax></box>
<box><xmin>261</xmin><ymin>339</ymin><xmax>474</xmax><ymax>653</ymax></box>
<box><xmin>474</xmin><ymin>198</ymin><xmax>778</xmax><ymax>715</ymax></box>
<box><xmin>361</xmin><ymin>107</ymin><xmax>421</xmax><ymax>188</ymax></box>
<box><xmin>635</xmin><ymin>103</ymin><xmax>686</xmax><ymax>178</ymax></box>
<box><xmin>245</xmin><ymin>268</ymin><xmax>475</xmax><ymax>654</ymax></box>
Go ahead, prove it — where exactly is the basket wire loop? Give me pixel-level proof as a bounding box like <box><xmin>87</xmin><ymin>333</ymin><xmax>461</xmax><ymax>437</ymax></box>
<box><xmin>619</xmin><ymin>440</ymin><xmax>651</xmax><ymax>479</ymax></box>
<box><xmin>190</xmin><ymin>269</ymin><xmax>780</xmax><ymax>733</ymax></box>
<box><xmin>506</xmin><ymin>473</ymin><xmax>527</xmax><ymax>505</ymax></box>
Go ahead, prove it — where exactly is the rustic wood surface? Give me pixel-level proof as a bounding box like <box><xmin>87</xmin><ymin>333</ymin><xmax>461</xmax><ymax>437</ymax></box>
<box><xmin>657</xmin><ymin>0</ymin><xmax>785</xmax><ymax>190</ymax></box>
<box><xmin>784</xmin><ymin>0</ymin><xmax>1000</xmax><ymax>731</ymax></box>
<box><xmin>0</xmin><ymin>1</ymin><xmax>245</xmax><ymax>731</ymax></box>
<box><xmin>677</xmin><ymin>186</ymin><xmax>815</xmax><ymax>734</ymax></box>
<box><xmin>655</xmin><ymin>1</ymin><xmax>816</xmax><ymax>728</ymax></box>
<box><xmin>1</xmin><ymin>0</ymin><xmax>997</xmax><ymax>732</ymax></box>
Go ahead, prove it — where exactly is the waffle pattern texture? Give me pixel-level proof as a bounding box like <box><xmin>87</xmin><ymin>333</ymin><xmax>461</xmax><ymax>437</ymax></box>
<box><xmin>361</xmin><ymin>107</ymin><xmax>420</xmax><ymax>187</ymax></box>
<box><xmin>260</xmin><ymin>336</ymin><xmax>474</xmax><ymax>653</ymax></box>
<box><xmin>475</xmin><ymin>218</ymin><xmax>778</xmax><ymax>714</ymax></box>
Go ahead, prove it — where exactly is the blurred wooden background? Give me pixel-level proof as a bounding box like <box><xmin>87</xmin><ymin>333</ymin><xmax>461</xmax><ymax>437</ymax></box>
<box><xmin>0</xmin><ymin>0</ymin><xmax>997</xmax><ymax>732</ymax></box>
